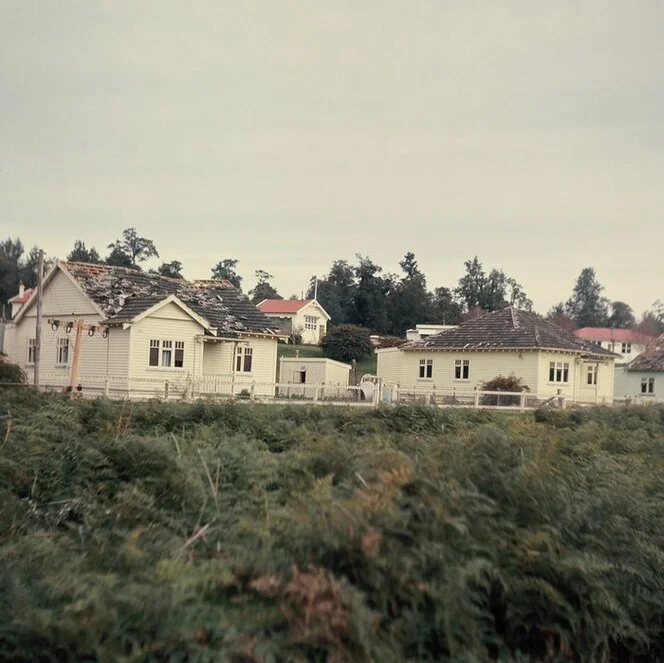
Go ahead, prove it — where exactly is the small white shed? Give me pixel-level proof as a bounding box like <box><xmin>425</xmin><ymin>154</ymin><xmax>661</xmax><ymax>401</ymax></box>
<box><xmin>278</xmin><ymin>357</ymin><xmax>351</xmax><ymax>398</ymax></box>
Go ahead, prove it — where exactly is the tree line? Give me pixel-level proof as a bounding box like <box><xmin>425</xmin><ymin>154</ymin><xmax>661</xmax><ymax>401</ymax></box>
<box><xmin>1</xmin><ymin>231</ymin><xmax>662</xmax><ymax>336</ymax></box>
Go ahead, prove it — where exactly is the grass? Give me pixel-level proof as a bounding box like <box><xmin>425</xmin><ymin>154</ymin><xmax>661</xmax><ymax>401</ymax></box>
<box><xmin>1</xmin><ymin>390</ymin><xmax>664</xmax><ymax>661</ymax></box>
<box><xmin>277</xmin><ymin>342</ymin><xmax>377</xmax><ymax>380</ymax></box>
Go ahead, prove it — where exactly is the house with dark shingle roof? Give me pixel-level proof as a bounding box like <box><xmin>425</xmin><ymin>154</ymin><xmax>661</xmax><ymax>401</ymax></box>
<box><xmin>614</xmin><ymin>334</ymin><xmax>664</xmax><ymax>402</ymax></box>
<box><xmin>376</xmin><ymin>307</ymin><xmax>618</xmax><ymax>404</ymax></box>
<box><xmin>257</xmin><ymin>298</ymin><xmax>331</xmax><ymax>345</ymax></box>
<box><xmin>4</xmin><ymin>261</ymin><xmax>286</xmax><ymax>398</ymax></box>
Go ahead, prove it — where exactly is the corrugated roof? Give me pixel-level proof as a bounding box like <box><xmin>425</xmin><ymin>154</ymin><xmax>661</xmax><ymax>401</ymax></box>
<box><xmin>575</xmin><ymin>327</ymin><xmax>655</xmax><ymax>344</ymax></box>
<box><xmin>627</xmin><ymin>335</ymin><xmax>664</xmax><ymax>372</ymax></box>
<box><xmin>257</xmin><ymin>299</ymin><xmax>312</xmax><ymax>314</ymax></box>
<box><xmin>400</xmin><ymin>307</ymin><xmax>617</xmax><ymax>357</ymax></box>
<box><xmin>61</xmin><ymin>262</ymin><xmax>283</xmax><ymax>338</ymax></box>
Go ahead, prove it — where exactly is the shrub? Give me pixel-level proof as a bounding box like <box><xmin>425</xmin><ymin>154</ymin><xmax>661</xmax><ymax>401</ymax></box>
<box><xmin>480</xmin><ymin>374</ymin><xmax>528</xmax><ymax>406</ymax></box>
<box><xmin>0</xmin><ymin>356</ymin><xmax>26</xmax><ymax>385</ymax></box>
<box><xmin>321</xmin><ymin>324</ymin><xmax>374</xmax><ymax>363</ymax></box>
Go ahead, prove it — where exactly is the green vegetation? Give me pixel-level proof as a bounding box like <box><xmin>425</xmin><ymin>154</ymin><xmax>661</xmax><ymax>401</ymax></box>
<box><xmin>320</xmin><ymin>324</ymin><xmax>374</xmax><ymax>364</ymax></box>
<box><xmin>278</xmin><ymin>343</ymin><xmax>377</xmax><ymax>378</ymax></box>
<box><xmin>1</xmin><ymin>391</ymin><xmax>664</xmax><ymax>661</ymax></box>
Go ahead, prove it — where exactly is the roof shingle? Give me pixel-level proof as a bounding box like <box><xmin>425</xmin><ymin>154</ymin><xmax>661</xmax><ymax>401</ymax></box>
<box><xmin>400</xmin><ymin>307</ymin><xmax>617</xmax><ymax>357</ymax></box>
<box><xmin>61</xmin><ymin>262</ymin><xmax>282</xmax><ymax>338</ymax></box>
<box><xmin>627</xmin><ymin>335</ymin><xmax>664</xmax><ymax>372</ymax></box>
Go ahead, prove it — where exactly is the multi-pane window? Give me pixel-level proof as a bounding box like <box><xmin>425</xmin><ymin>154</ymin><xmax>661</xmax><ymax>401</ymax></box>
<box><xmin>236</xmin><ymin>346</ymin><xmax>253</xmax><ymax>373</ymax></box>
<box><xmin>454</xmin><ymin>359</ymin><xmax>470</xmax><ymax>380</ymax></box>
<box><xmin>641</xmin><ymin>377</ymin><xmax>655</xmax><ymax>394</ymax></box>
<box><xmin>174</xmin><ymin>341</ymin><xmax>184</xmax><ymax>368</ymax></box>
<box><xmin>56</xmin><ymin>338</ymin><xmax>70</xmax><ymax>366</ymax></box>
<box><xmin>621</xmin><ymin>342</ymin><xmax>632</xmax><ymax>354</ymax></box>
<box><xmin>27</xmin><ymin>338</ymin><xmax>36</xmax><ymax>365</ymax></box>
<box><xmin>549</xmin><ymin>361</ymin><xmax>569</xmax><ymax>383</ymax></box>
<box><xmin>149</xmin><ymin>339</ymin><xmax>184</xmax><ymax>368</ymax></box>
<box><xmin>587</xmin><ymin>365</ymin><xmax>598</xmax><ymax>386</ymax></box>
<box><xmin>419</xmin><ymin>359</ymin><xmax>433</xmax><ymax>379</ymax></box>
<box><xmin>304</xmin><ymin>316</ymin><xmax>317</xmax><ymax>330</ymax></box>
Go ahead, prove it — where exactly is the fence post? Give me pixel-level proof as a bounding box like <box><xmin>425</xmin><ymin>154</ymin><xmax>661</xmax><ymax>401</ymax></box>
<box><xmin>474</xmin><ymin>388</ymin><xmax>480</xmax><ymax>409</ymax></box>
<box><xmin>164</xmin><ymin>380</ymin><xmax>169</xmax><ymax>401</ymax></box>
<box><xmin>313</xmin><ymin>385</ymin><xmax>319</xmax><ymax>405</ymax></box>
<box><xmin>250</xmin><ymin>381</ymin><xmax>256</xmax><ymax>401</ymax></box>
<box><xmin>519</xmin><ymin>392</ymin><xmax>526</xmax><ymax>412</ymax></box>
<box><xmin>104</xmin><ymin>376</ymin><xmax>110</xmax><ymax>399</ymax></box>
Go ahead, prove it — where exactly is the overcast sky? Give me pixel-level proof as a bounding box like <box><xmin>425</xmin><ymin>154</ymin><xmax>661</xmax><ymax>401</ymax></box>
<box><xmin>2</xmin><ymin>1</ymin><xmax>663</xmax><ymax>314</ymax></box>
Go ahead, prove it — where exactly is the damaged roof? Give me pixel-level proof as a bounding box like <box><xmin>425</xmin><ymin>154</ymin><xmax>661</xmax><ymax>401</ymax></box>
<box><xmin>627</xmin><ymin>335</ymin><xmax>664</xmax><ymax>372</ymax></box>
<box><xmin>60</xmin><ymin>262</ymin><xmax>283</xmax><ymax>338</ymax></box>
<box><xmin>398</xmin><ymin>307</ymin><xmax>617</xmax><ymax>357</ymax></box>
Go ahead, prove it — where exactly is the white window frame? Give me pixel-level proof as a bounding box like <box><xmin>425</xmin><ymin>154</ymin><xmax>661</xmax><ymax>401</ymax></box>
<box><xmin>235</xmin><ymin>346</ymin><xmax>253</xmax><ymax>373</ymax></box>
<box><xmin>148</xmin><ymin>339</ymin><xmax>184</xmax><ymax>369</ymax></box>
<box><xmin>27</xmin><ymin>338</ymin><xmax>36</xmax><ymax>365</ymax></box>
<box><xmin>621</xmin><ymin>342</ymin><xmax>632</xmax><ymax>354</ymax></box>
<box><xmin>418</xmin><ymin>358</ymin><xmax>433</xmax><ymax>379</ymax></box>
<box><xmin>548</xmin><ymin>361</ymin><xmax>569</xmax><ymax>384</ymax></box>
<box><xmin>641</xmin><ymin>377</ymin><xmax>655</xmax><ymax>394</ymax></box>
<box><xmin>586</xmin><ymin>365</ymin><xmax>598</xmax><ymax>386</ymax></box>
<box><xmin>304</xmin><ymin>315</ymin><xmax>318</xmax><ymax>330</ymax></box>
<box><xmin>56</xmin><ymin>337</ymin><xmax>70</xmax><ymax>366</ymax></box>
<box><xmin>454</xmin><ymin>359</ymin><xmax>470</xmax><ymax>380</ymax></box>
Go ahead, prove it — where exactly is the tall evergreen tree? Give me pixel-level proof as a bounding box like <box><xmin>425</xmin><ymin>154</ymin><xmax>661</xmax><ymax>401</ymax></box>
<box><xmin>386</xmin><ymin>252</ymin><xmax>434</xmax><ymax>335</ymax></box>
<box><xmin>67</xmin><ymin>240</ymin><xmax>101</xmax><ymax>264</ymax></box>
<box><xmin>211</xmin><ymin>258</ymin><xmax>242</xmax><ymax>289</ymax></box>
<box><xmin>565</xmin><ymin>268</ymin><xmax>609</xmax><ymax>328</ymax></box>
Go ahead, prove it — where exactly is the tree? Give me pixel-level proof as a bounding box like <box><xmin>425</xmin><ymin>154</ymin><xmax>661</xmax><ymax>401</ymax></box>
<box><xmin>505</xmin><ymin>277</ymin><xmax>533</xmax><ymax>311</ymax></box>
<box><xmin>352</xmin><ymin>255</ymin><xmax>394</xmax><ymax>332</ymax></box>
<box><xmin>67</xmin><ymin>240</ymin><xmax>101</xmax><ymax>264</ymax></box>
<box><xmin>249</xmin><ymin>270</ymin><xmax>281</xmax><ymax>304</ymax></box>
<box><xmin>157</xmin><ymin>261</ymin><xmax>184</xmax><ymax>279</ymax></box>
<box><xmin>307</xmin><ymin>261</ymin><xmax>357</xmax><ymax>326</ymax></box>
<box><xmin>455</xmin><ymin>256</ymin><xmax>487</xmax><ymax>310</ymax></box>
<box><xmin>211</xmin><ymin>258</ymin><xmax>242</xmax><ymax>289</ymax></box>
<box><xmin>431</xmin><ymin>287</ymin><xmax>462</xmax><ymax>325</ymax></box>
<box><xmin>105</xmin><ymin>244</ymin><xmax>136</xmax><ymax>268</ymax></box>
<box><xmin>386</xmin><ymin>252</ymin><xmax>434</xmax><ymax>335</ymax></box>
<box><xmin>106</xmin><ymin>228</ymin><xmax>159</xmax><ymax>267</ymax></box>
<box><xmin>608</xmin><ymin>301</ymin><xmax>635</xmax><ymax>329</ymax></box>
<box><xmin>0</xmin><ymin>239</ymin><xmax>52</xmax><ymax>310</ymax></box>
<box><xmin>565</xmin><ymin>268</ymin><xmax>609</xmax><ymax>328</ymax></box>
<box><xmin>638</xmin><ymin>301</ymin><xmax>664</xmax><ymax>336</ymax></box>
<box><xmin>546</xmin><ymin>303</ymin><xmax>577</xmax><ymax>332</ymax></box>
<box><xmin>320</xmin><ymin>324</ymin><xmax>374</xmax><ymax>363</ymax></box>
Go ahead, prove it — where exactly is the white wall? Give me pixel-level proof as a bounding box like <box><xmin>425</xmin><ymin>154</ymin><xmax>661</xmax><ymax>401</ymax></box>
<box><xmin>591</xmin><ymin>339</ymin><xmax>649</xmax><ymax>364</ymax></box>
<box><xmin>614</xmin><ymin>367</ymin><xmax>662</xmax><ymax>402</ymax></box>
<box><xmin>377</xmin><ymin>348</ymin><xmax>540</xmax><ymax>394</ymax></box>
<box><xmin>292</xmin><ymin>302</ymin><xmax>329</xmax><ymax>345</ymax></box>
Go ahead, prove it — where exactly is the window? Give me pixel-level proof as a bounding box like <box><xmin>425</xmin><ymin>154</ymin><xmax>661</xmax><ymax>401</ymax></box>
<box><xmin>621</xmin><ymin>342</ymin><xmax>632</xmax><ymax>354</ymax></box>
<box><xmin>641</xmin><ymin>377</ymin><xmax>655</xmax><ymax>394</ymax></box>
<box><xmin>454</xmin><ymin>359</ymin><xmax>469</xmax><ymax>380</ymax></box>
<box><xmin>174</xmin><ymin>341</ymin><xmax>184</xmax><ymax>368</ymax></box>
<box><xmin>56</xmin><ymin>338</ymin><xmax>70</xmax><ymax>366</ymax></box>
<box><xmin>27</xmin><ymin>338</ymin><xmax>36</xmax><ymax>365</ymax></box>
<box><xmin>304</xmin><ymin>316</ymin><xmax>317</xmax><ymax>330</ymax></box>
<box><xmin>149</xmin><ymin>339</ymin><xmax>184</xmax><ymax>368</ymax></box>
<box><xmin>549</xmin><ymin>361</ymin><xmax>569</xmax><ymax>383</ymax></box>
<box><xmin>161</xmin><ymin>340</ymin><xmax>172</xmax><ymax>367</ymax></box>
<box><xmin>586</xmin><ymin>365</ymin><xmax>598</xmax><ymax>386</ymax></box>
<box><xmin>236</xmin><ymin>346</ymin><xmax>253</xmax><ymax>373</ymax></box>
<box><xmin>419</xmin><ymin>358</ymin><xmax>433</xmax><ymax>379</ymax></box>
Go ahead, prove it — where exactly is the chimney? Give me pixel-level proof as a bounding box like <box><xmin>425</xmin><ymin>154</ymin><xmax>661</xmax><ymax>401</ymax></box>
<box><xmin>18</xmin><ymin>282</ymin><xmax>24</xmax><ymax>298</ymax></box>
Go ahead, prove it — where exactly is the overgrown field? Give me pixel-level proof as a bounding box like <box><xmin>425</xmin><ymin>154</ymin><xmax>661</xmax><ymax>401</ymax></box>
<box><xmin>1</xmin><ymin>391</ymin><xmax>664</xmax><ymax>662</ymax></box>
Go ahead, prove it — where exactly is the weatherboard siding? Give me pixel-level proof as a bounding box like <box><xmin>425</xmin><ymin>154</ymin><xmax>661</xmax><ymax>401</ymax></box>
<box><xmin>377</xmin><ymin>349</ymin><xmax>540</xmax><ymax>394</ymax></box>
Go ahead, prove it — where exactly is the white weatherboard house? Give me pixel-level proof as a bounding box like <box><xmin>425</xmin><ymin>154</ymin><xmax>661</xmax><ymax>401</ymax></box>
<box><xmin>614</xmin><ymin>334</ymin><xmax>664</xmax><ymax>403</ymax></box>
<box><xmin>257</xmin><ymin>299</ymin><xmax>331</xmax><ymax>345</ymax></box>
<box><xmin>573</xmin><ymin>327</ymin><xmax>655</xmax><ymax>365</ymax></box>
<box><xmin>377</xmin><ymin>307</ymin><xmax>618</xmax><ymax>405</ymax></box>
<box><xmin>3</xmin><ymin>261</ymin><xmax>285</xmax><ymax>399</ymax></box>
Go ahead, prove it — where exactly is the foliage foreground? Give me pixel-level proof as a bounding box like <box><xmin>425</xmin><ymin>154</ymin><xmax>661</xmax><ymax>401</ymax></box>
<box><xmin>1</xmin><ymin>392</ymin><xmax>663</xmax><ymax>662</ymax></box>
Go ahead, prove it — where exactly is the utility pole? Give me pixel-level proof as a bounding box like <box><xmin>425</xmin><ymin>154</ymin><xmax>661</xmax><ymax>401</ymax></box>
<box><xmin>69</xmin><ymin>319</ymin><xmax>85</xmax><ymax>391</ymax></box>
<box><xmin>34</xmin><ymin>249</ymin><xmax>44</xmax><ymax>389</ymax></box>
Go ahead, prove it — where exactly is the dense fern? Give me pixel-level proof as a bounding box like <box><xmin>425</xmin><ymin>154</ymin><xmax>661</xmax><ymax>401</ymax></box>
<box><xmin>0</xmin><ymin>391</ymin><xmax>663</xmax><ymax>661</ymax></box>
